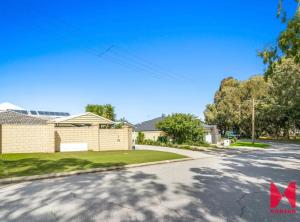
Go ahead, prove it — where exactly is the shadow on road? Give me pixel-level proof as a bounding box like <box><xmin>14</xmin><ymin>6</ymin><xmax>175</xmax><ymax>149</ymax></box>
<box><xmin>0</xmin><ymin>144</ymin><xmax>299</xmax><ymax>221</ymax></box>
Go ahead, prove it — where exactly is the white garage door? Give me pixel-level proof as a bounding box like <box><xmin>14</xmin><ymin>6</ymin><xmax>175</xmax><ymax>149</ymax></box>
<box><xmin>60</xmin><ymin>143</ymin><xmax>88</xmax><ymax>152</ymax></box>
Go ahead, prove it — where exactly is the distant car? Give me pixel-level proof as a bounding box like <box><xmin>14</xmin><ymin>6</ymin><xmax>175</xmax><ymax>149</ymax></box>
<box><xmin>225</xmin><ymin>131</ymin><xmax>240</xmax><ymax>139</ymax></box>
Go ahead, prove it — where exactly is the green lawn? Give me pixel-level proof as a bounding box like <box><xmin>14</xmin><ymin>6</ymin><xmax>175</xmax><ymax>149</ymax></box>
<box><xmin>230</xmin><ymin>141</ymin><xmax>270</xmax><ymax>148</ymax></box>
<box><xmin>0</xmin><ymin>150</ymin><xmax>186</xmax><ymax>179</ymax></box>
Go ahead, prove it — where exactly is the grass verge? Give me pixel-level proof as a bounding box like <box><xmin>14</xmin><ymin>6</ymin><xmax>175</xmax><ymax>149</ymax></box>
<box><xmin>230</xmin><ymin>141</ymin><xmax>270</xmax><ymax>148</ymax></box>
<box><xmin>0</xmin><ymin>150</ymin><xmax>186</xmax><ymax>179</ymax></box>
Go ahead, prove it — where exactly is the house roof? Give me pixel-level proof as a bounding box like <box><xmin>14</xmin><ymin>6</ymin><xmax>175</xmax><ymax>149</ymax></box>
<box><xmin>49</xmin><ymin>112</ymin><xmax>115</xmax><ymax>125</ymax></box>
<box><xmin>135</xmin><ymin>116</ymin><xmax>165</xmax><ymax>132</ymax></box>
<box><xmin>0</xmin><ymin>111</ymin><xmax>48</xmax><ymax>125</ymax></box>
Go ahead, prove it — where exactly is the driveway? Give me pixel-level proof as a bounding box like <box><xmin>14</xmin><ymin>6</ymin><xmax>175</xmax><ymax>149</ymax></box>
<box><xmin>0</xmin><ymin>143</ymin><xmax>299</xmax><ymax>221</ymax></box>
<box><xmin>135</xmin><ymin>144</ymin><xmax>214</xmax><ymax>159</ymax></box>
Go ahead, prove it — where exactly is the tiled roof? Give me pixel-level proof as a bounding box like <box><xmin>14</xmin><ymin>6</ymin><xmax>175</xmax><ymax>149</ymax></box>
<box><xmin>0</xmin><ymin>111</ymin><xmax>48</xmax><ymax>125</ymax></box>
<box><xmin>135</xmin><ymin>116</ymin><xmax>165</xmax><ymax>132</ymax></box>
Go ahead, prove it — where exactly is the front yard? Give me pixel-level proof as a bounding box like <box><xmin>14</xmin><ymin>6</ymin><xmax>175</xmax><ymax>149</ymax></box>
<box><xmin>0</xmin><ymin>150</ymin><xmax>186</xmax><ymax>179</ymax></box>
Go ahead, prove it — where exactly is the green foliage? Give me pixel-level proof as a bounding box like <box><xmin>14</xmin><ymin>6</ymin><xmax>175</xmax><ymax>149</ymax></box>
<box><xmin>85</xmin><ymin>104</ymin><xmax>116</xmax><ymax>120</ymax></box>
<box><xmin>205</xmin><ymin>1</ymin><xmax>299</xmax><ymax>140</ymax></box>
<box><xmin>156</xmin><ymin>113</ymin><xmax>204</xmax><ymax>144</ymax></box>
<box><xmin>157</xmin><ymin>136</ymin><xmax>168</xmax><ymax>143</ymax></box>
<box><xmin>114</xmin><ymin>117</ymin><xmax>128</xmax><ymax>129</ymax></box>
<box><xmin>204</xmin><ymin>75</ymin><xmax>269</xmax><ymax>137</ymax></box>
<box><xmin>205</xmin><ymin>58</ymin><xmax>300</xmax><ymax>139</ymax></box>
<box><xmin>142</xmin><ymin>139</ymin><xmax>161</xmax><ymax>146</ymax></box>
<box><xmin>259</xmin><ymin>1</ymin><xmax>300</xmax><ymax>76</ymax></box>
<box><xmin>265</xmin><ymin>58</ymin><xmax>300</xmax><ymax>137</ymax></box>
<box><xmin>114</xmin><ymin>123</ymin><xmax>123</xmax><ymax>129</ymax></box>
<box><xmin>230</xmin><ymin>137</ymin><xmax>238</xmax><ymax>144</ymax></box>
<box><xmin>136</xmin><ymin>132</ymin><xmax>145</xmax><ymax>144</ymax></box>
<box><xmin>138</xmin><ymin>139</ymin><xmax>210</xmax><ymax>151</ymax></box>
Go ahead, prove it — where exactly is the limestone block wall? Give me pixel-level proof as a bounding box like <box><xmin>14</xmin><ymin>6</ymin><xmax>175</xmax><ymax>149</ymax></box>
<box><xmin>99</xmin><ymin>127</ymin><xmax>132</xmax><ymax>151</ymax></box>
<box><xmin>1</xmin><ymin>124</ymin><xmax>55</xmax><ymax>153</ymax></box>
<box><xmin>0</xmin><ymin>124</ymin><xmax>133</xmax><ymax>153</ymax></box>
<box><xmin>55</xmin><ymin>126</ymin><xmax>99</xmax><ymax>151</ymax></box>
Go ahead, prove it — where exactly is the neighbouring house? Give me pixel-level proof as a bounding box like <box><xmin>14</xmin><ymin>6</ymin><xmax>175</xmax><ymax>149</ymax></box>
<box><xmin>134</xmin><ymin>116</ymin><xmax>166</xmax><ymax>141</ymax></box>
<box><xmin>133</xmin><ymin>116</ymin><xmax>220</xmax><ymax>144</ymax></box>
<box><xmin>0</xmin><ymin>110</ymin><xmax>133</xmax><ymax>154</ymax></box>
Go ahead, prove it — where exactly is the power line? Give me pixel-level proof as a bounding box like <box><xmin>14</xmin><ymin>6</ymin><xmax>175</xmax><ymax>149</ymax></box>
<box><xmin>20</xmin><ymin>4</ymin><xmax>196</xmax><ymax>84</ymax></box>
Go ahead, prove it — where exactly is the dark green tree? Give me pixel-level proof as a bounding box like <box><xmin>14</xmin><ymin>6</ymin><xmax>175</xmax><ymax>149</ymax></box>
<box><xmin>156</xmin><ymin>113</ymin><xmax>204</xmax><ymax>144</ymax></box>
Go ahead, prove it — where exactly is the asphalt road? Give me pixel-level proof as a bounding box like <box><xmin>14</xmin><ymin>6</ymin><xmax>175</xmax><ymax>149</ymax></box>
<box><xmin>0</xmin><ymin>143</ymin><xmax>299</xmax><ymax>222</ymax></box>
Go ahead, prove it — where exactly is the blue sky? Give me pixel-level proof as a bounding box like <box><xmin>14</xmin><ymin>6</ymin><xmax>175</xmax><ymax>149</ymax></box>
<box><xmin>0</xmin><ymin>0</ymin><xmax>297</xmax><ymax>123</ymax></box>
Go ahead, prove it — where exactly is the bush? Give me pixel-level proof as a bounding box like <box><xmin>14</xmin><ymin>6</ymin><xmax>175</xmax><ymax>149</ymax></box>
<box><xmin>184</xmin><ymin>140</ymin><xmax>210</xmax><ymax>147</ymax></box>
<box><xmin>156</xmin><ymin>113</ymin><xmax>204</xmax><ymax>144</ymax></box>
<box><xmin>230</xmin><ymin>137</ymin><xmax>237</xmax><ymax>144</ymax></box>
<box><xmin>142</xmin><ymin>139</ymin><xmax>161</xmax><ymax>146</ymax></box>
<box><xmin>179</xmin><ymin>145</ymin><xmax>192</xmax><ymax>150</ymax></box>
<box><xmin>136</xmin><ymin>132</ymin><xmax>145</xmax><ymax>144</ymax></box>
<box><xmin>157</xmin><ymin>136</ymin><xmax>168</xmax><ymax>143</ymax></box>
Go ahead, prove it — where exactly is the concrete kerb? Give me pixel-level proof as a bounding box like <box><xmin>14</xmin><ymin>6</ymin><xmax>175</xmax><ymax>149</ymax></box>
<box><xmin>0</xmin><ymin>157</ymin><xmax>193</xmax><ymax>185</ymax></box>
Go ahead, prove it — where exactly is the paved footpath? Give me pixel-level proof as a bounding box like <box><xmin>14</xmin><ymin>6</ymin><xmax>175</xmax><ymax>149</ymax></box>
<box><xmin>0</xmin><ymin>143</ymin><xmax>299</xmax><ymax>221</ymax></box>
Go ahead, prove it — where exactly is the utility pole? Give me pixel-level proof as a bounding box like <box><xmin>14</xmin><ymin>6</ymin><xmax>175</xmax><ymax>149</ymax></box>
<box><xmin>252</xmin><ymin>97</ymin><xmax>255</xmax><ymax>144</ymax></box>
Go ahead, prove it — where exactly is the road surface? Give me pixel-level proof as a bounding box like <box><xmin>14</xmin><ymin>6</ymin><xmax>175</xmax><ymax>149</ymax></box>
<box><xmin>0</xmin><ymin>143</ymin><xmax>299</xmax><ymax>221</ymax></box>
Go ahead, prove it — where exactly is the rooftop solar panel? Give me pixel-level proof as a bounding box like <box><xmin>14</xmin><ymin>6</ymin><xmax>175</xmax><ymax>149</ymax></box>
<box><xmin>30</xmin><ymin>110</ymin><xmax>37</xmax><ymax>115</ymax></box>
<box><xmin>11</xmin><ymin>110</ymin><xmax>28</xmax><ymax>115</ymax></box>
<box><xmin>9</xmin><ymin>109</ymin><xmax>69</xmax><ymax>117</ymax></box>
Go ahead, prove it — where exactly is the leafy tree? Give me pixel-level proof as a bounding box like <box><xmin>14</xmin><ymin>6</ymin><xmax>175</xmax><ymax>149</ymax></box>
<box><xmin>204</xmin><ymin>77</ymin><xmax>241</xmax><ymax>134</ymax></box>
<box><xmin>267</xmin><ymin>58</ymin><xmax>300</xmax><ymax>137</ymax></box>
<box><xmin>156</xmin><ymin>113</ymin><xmax>204</xmax><ymax>144</ymax></box>
<box><xmin>239</xmin><ymin>75</ymin><xmax>269</xmax><ymax>137</ymax></box>
<box><xmin>204</xmin><ymin>75</ymin><xmax>269</xmax><ymax>137</ymax></box>
<box><xmin>259</xmin><ymin>1</ymin><xmax>300</xmax><ymax>76</ymax></box>
<box><xmin>85</xmin><ymin>104</ymin><xmax>116</xmax><ymax>120</ymax></box>
<box><xmin>206</xmin><ymin>1</ymin><xmax>300</xmax><ymax>139</ymax></box>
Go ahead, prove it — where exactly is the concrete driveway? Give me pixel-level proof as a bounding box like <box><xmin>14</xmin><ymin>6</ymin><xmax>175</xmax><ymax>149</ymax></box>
<box><xmin>135</xmin><ymin>144</ymin><xmax>214</xmax><ymax>159</ymax></box>
<box><xmin>0</xmin><ymin>143</ymin><xmax>299</xmax><ymax>222</ymax></box>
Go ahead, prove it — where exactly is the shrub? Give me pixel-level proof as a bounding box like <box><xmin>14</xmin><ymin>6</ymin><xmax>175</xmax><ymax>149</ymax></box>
<box><xmin>230</xmin><ymin>137</ymin><xmax>237</xmax><ymax>144</ymax></box>
<box><xmin>156</xmin><ymin>113</ymin><xmax>204</xmax><ymax>144</ymax></box>
<box><xmin>136</xmin><ymin>132</ymin><xmax>145</xmax><ymax>144</ymax></box>
<box><xmin>157</xmin><ymin>136</ymin><xmax>168</xmax><ymax>143</ymax></box>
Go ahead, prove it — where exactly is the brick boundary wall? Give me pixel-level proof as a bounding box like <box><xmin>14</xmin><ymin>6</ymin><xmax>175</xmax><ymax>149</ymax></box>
<box><xmin>1</xmin><ymin>124</ymin><xmax>55</xmax><ymax>154</ymax></box>
<box><xmin>0</xmin><ymin>124</ymin><xmax>132</xmax><ymax>154</ymax></box>
<box><xmin>99</xmin><ymin>127</ymin><xmax>132</xmax><ymax>151</ymax></box>
<box><xmin>54</xmin><ymin>126</ymin><xmax>99</xmax><ymax>151</ymax></box>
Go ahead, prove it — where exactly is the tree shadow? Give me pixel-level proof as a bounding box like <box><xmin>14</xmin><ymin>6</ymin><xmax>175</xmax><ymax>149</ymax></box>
<box><xmin>171</xmin><ymin>146</ymin><xmax>300</xmax><ymax>221</ymax></box>
<box><xmin>0</xmin><ymin>145</ymin><xmax>299</xmax><ymax>221</ymax></box>
<box><xmin>0</xmin><ymin>169</ymin><xmax>172</xmax><ymax>221</ymax></box>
